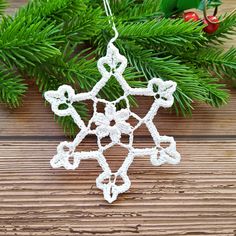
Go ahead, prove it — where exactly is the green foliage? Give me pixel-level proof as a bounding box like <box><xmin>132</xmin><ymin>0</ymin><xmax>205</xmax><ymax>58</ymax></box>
<box><xmin>26</xmin><ymin>43</ymin><xmax>143</xmax><ymax>135</ymax></box>
<box><xmin>118</xmin><ymin>19</ymin><xmax>206</xmax><ymax>48</ymax></box>
<box><xmin>188</xmin><ymin>66</ymin><xmax>229</xmax><ymax>108</ymax></box>
<box><xmin>115</xmin><ymin>40</ymin><xmax>229</xmax><ymax>115</ymax></box>
<box><xmin>16</xmin><ymin>0</ymin><xmax>86</xmax><ymax>20</ymax></box>
<box><xmin>0</xmin><ymin>64</ymin><xmax>27</xmax><ymax>107</ymax></box>
<box><xmin>0</xmin><ymin>0</ymin><xmax>6</xmax><ymax>15</ymax></box>
<box><xmin>0</xmin><ymin>0</ymin><xmax>235</xmax><ymax>136</ymax></box>
<box><xmin>110</xmin><ymin>0</ymin><xmax>163</xmax><ymax>22</ymax></box>
<box><xmin>62</xmin><ymin>7</ymin><xmax>103</xmax><ymax>43</ymax></box>
<box><xmin>0</xmin><ymin>15</ymin><xmax>61</xmax><ymax>68</ymax></box>
<box><xmin>185</xmin><ymin>47</ymin><xmax>236</xmax><ymax>80</ymax></box>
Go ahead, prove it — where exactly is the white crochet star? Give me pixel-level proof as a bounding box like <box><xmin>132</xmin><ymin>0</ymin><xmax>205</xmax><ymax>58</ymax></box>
<box><xmin>45</xmin><ymin>42</ymin><xmax>181</xmax><ymax>203</ymax></box>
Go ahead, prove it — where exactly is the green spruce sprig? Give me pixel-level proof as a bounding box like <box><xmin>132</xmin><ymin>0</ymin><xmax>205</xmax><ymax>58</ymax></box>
<box><xmin>0</xmin><ymin>0</ymin><xmax>6</xmax><ymax>15</ymax></box>
<box><xmin>0</xmin><ymin>0</ymin><xmax>235</xmax><ymax>136</ymax></box>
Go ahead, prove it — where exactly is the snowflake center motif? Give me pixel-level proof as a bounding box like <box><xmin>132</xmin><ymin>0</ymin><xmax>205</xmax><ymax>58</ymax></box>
<box><xmin>94</xmin><ymin>103</ymin><xmax>132</xmax><ymax>143</ymax></box>
<box><xmin>44</xmin><ymin>42</ymin><xmax>181</xmax><ymax>203</ymax></box>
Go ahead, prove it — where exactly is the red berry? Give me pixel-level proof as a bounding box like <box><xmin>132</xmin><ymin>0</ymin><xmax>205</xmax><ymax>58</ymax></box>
<box><xmin>183</xmin><ymin>12</ymin><xmax>200</xmax><ymax>22</ymax></box>
<box><xmin>203</xmin><ymin>16</ymin><xmax>220</xmax><ymax>34</ymax></box>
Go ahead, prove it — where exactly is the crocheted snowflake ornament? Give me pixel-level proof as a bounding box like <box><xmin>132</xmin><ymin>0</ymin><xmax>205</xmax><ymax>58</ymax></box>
<box><xmin>45</xmin><ymin>42</ymin><xmax>181</xmax><ymax>203</ymax></box>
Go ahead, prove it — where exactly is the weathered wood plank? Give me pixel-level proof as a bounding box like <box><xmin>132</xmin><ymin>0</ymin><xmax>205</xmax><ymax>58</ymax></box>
<box><xmin>0</xmin><ymin>141</ymin><xmax>236</xmax><ymax>235</ymax></box>
<box><xmin>5</xmin><ymin>0</ymin><xmax>27</xmax><ymax>14</ymax></box>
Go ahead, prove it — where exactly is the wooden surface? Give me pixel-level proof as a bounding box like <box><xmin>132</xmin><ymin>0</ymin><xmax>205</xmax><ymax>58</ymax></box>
<box><xmin>0</xmin><ymin>1</ymin><xmax>236</xmax><ymax>235</ymax></box>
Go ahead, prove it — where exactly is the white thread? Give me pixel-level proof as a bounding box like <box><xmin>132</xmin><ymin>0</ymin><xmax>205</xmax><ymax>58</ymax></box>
<box><xmin>103</xmin><ymin>0</ymin><xmax>119</xmax><ymax>43</ymax></box>
<box><xmin>44</xmin><ymin>0</ymin><xmax>181</xmax><ymax>203</ymax></box>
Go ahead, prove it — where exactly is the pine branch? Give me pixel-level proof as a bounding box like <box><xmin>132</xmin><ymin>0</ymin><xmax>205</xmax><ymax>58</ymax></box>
<box><xmin>105</xmin><ymin>0</ymin><xmax>135</xmax><ymax>16</ymax></box>
<box><xmin>118</xmin><ymin>19</ymin><xmax>206</xmax><ymax>49</ymax></box>
<box><xmin>0</xmin><ymin>15</ymin><xmax>61</xmax><ymax>68</ymax></box>
<box><xmin>16</xmin><ymin>0</ymin><xmax>86</xmax><ymax>21</ymax></box>
<box><xmin>15</xmin><ymin>0</ymin><xmax>101</xmax><ymax>45</ymax></box>
<box><xmin>62</xmin><ymin>7</ymin><xmax>104</xmax><ymax>44</ymax></box>
<box><xmin>201</xmin><ymin>78</ymin><xmax>229</xmax><ymax>108</ymax></box>
<box><xmin>14</xmin><ymin>0</ymin><xmax>106</xmax><ymax>50</ymax></box>
<box><xmin>113</xmin><ymin>40</ymin><xmax>206</xmax><ymax>115</ymax></box>
<box><xmin>188</xmin><ymin>65</ymin><xmax>229</xmax><ymax>108</ymax></box>
<box><xmin>26</xmin><ymin>44</ymin><xmax>144</xmax><ymax>135</ymax></box>
<box><xmin>116</xmin><ymin>40</ymin><xmax>229</xmax><ymax>115</ymax></box>
<box><xmin>111</xmin><ymin>0</ymin><xmax>163</xmax><ymax>22</ymax></box>
<box><xmin>0</xmin><ymin>63</ymin><xmax>27</xmax><ymax>107</ymax></box>
<box><xmin>28</xmin><ymin>44</ymin><xmax>142</xmax><ymax>91</ymax></box>
<box><xmin>0</xmin><ymin>0</ymin><xmax>6</xmax><ymax>15</ymax></box>
<box><xmin>0</xmin><ymin>0</ymin><xmax>94</xmax><ymax>70</ymax></box>
<box><xmin>1</xmin><ymin>0</ymin><xmax>93</xmax><ymax>48</ymax></box>
<box><xmin>181</xmin><ymin>47</ymin><xmax>236</xmax><ymax>80</ymax></box>
<box><xmin>0</xmin><ymin>0</ymin><xmax>234</xmax><ymax>135</ymax></box>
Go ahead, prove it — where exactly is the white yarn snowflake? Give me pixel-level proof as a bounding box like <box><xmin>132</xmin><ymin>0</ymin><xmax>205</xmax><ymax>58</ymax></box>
<box><xmin>45</xmin><ymin>42</ymin><xmax>181</xmax><ymax>203</ymax></box>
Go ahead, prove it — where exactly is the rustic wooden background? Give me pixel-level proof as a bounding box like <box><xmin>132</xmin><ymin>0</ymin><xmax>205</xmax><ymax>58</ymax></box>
<box><xmin>0</xmin><ymin>1</ymin><xmax>236</xmax><ymax>235</ymax></box>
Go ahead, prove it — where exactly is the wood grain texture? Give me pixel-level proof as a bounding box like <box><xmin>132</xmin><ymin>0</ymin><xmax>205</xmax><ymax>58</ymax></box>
<box><xmin>0</xmin><ymin>141</ymin><xmax>236</xmax><ymax>236</ymax></box>
<box><xmin>0</xmin><ymin>0</ymin><xmax>236</xmax><ymax>236</ymax></box>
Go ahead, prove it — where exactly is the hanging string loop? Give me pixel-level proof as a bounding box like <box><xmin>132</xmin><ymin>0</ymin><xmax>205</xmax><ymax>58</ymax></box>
<box><xmin>103</xmin><ymin>0</ymin><xmax>119</xmax><ymax>43</ymax></box>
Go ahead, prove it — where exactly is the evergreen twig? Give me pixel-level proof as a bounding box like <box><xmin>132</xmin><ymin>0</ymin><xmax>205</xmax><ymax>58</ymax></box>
<box><xmin>0</xmin><ymin>0</ymin><xmax>235</xmax><ymax>136</ymax></box>
<box><xmin>0</xmin><ymin>64</ymin><xmax>27</xmax><ymax>107</ymax></box>
<box><xmin>0</xmin><ymin>0</ymin><xmax>6</xmax><ymax>15</ymax></box>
